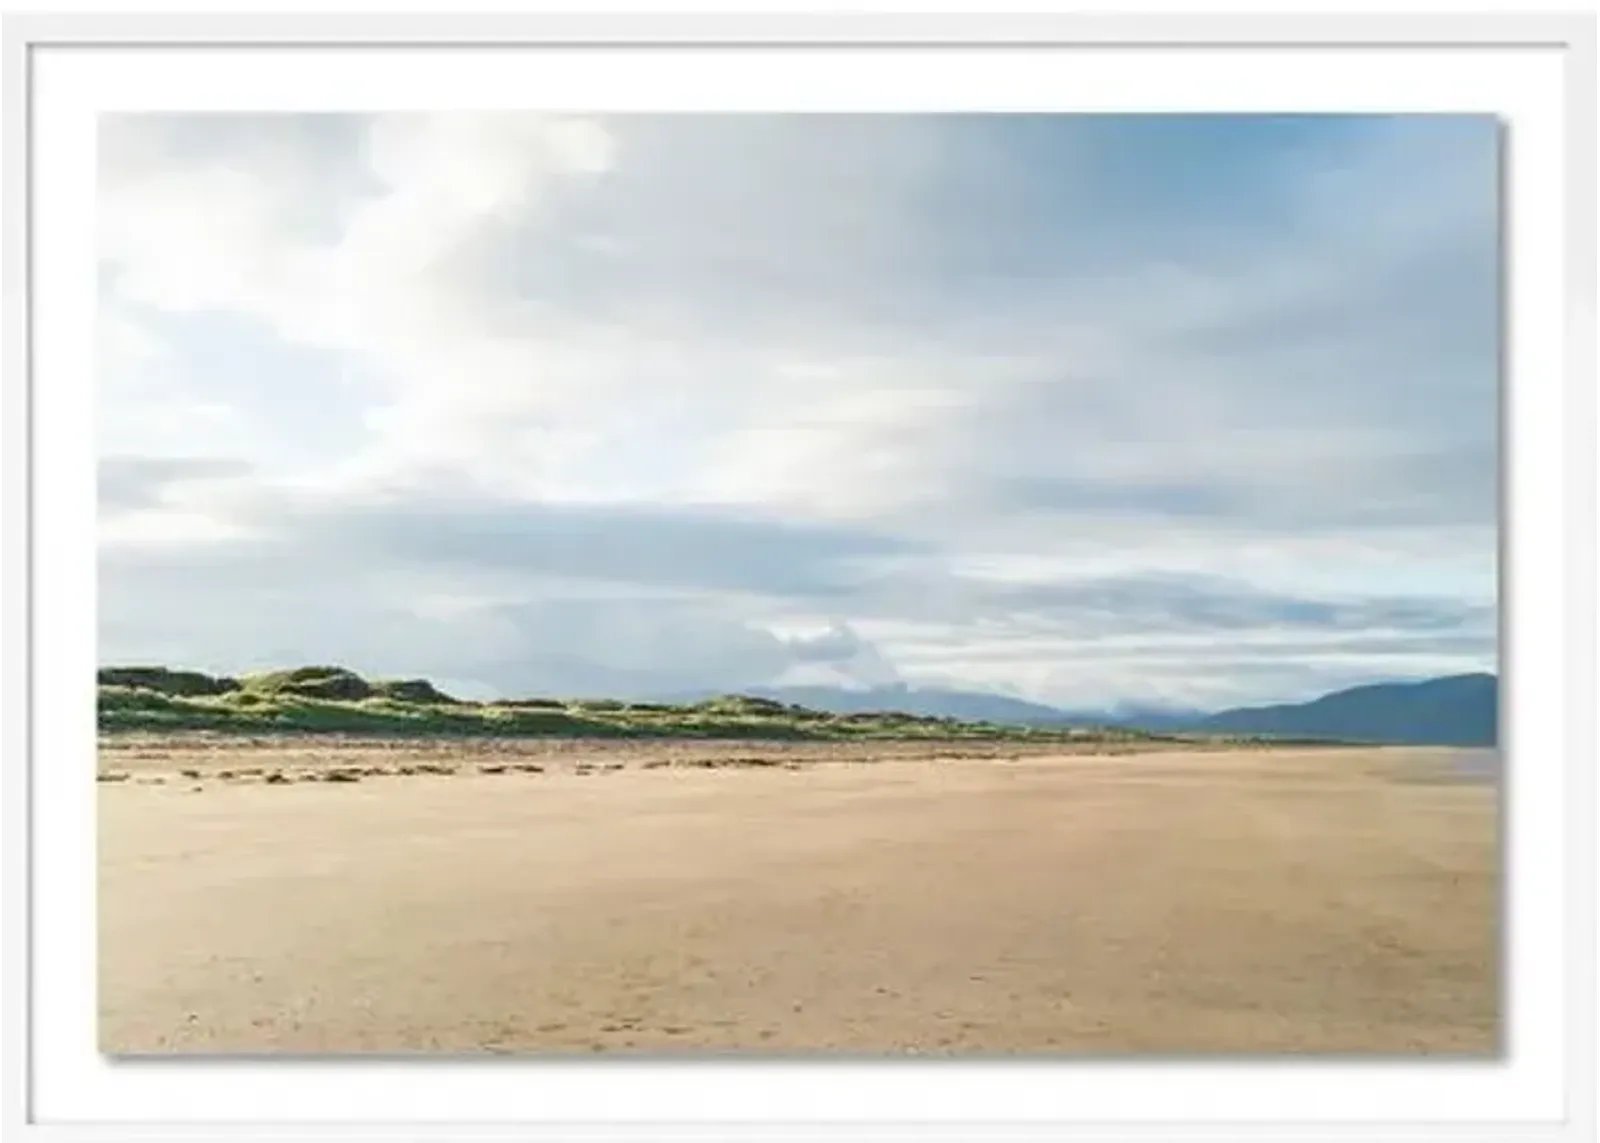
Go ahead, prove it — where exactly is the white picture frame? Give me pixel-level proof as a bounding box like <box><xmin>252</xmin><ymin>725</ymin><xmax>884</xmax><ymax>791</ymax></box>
<box><xmin>2</xmin><ymin>9</ymin><xmax>1594</xmax><ymax>1142</ymax></box>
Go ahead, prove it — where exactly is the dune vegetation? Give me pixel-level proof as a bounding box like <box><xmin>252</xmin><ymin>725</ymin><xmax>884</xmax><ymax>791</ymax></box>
<box><xmin>97</xmin><ymin>664</ymin><xmax>1167</xmax><ymax>743</ymax></box>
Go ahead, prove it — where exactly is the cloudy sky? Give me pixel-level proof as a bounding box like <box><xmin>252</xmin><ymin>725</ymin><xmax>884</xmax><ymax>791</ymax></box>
<box><xmin>96</xmin><ymin>113</ymin><xmax>1500</xmax><ymax>710</ymax></box>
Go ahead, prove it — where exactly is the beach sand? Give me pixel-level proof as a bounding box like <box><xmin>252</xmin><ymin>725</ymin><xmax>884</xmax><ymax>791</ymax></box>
<box><xmin>98</xmin><ymin>742</ymin><xmax>1498</xmax><ymax>1055</ymax></box>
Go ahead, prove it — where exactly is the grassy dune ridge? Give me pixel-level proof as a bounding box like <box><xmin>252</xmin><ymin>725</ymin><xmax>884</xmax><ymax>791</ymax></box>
<box><xmin>98</xmin><ymin>664</ymin><xmax>1176</xmax><ymax>742</ymax></box>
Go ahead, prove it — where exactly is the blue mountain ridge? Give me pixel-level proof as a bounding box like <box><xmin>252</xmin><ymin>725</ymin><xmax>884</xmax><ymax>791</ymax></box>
<box><xmin>666</xmin><ymin>673</ymin><xmax>1498</xmax><ymax>747</ymax></box>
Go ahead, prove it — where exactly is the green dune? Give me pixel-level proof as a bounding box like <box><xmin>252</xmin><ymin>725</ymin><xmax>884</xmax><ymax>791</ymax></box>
<box><xmin>96</xmin><ymin>664</ymin><xmax>1168</xmax><ymax>743</ymax></box>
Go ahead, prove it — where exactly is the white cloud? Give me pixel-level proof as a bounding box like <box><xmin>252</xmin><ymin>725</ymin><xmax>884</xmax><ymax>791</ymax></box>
<box><xmin>95</xmin><ymin>113</ymin><xmax>1500</xmax><ymax>708</ymax></box>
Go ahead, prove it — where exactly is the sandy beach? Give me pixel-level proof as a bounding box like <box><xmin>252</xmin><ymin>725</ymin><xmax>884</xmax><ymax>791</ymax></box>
<box><xmin>98</xmin><ymin>741</ymin><xmax>1498</xmax><ymax>1056</ymax></box>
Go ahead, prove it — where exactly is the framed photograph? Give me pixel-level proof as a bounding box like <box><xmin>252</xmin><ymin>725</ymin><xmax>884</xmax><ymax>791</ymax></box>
<box><xmin>3</xmin><ymin>10</ymin><xmax>1594</xmax><ymax>1142</ymax></box>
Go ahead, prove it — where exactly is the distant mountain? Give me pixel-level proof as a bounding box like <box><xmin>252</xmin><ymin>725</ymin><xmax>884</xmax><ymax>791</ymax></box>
<box><xmin>1056</xmin><ymin>705</ymin><xmax>1212</xmax><ymax>733</ymax></box>
<box><xmin>683</xmin><ymin>674</ymin><xmax>1499</xmax><ymax>746</ymax></box>
<box><xmin>721</xmin><ymin>684</ymin><xmax>1074</xmax><ymax>726</ymax></box>
<box><xmin>1196</xmin><ymin>673</ymin><xmax>1498</xmax><ymax>746</ymax></box>
<box><xmin>724</xmin><ymin>685</ymin><xmax>1205</xmax><ymax>732</ymax></box>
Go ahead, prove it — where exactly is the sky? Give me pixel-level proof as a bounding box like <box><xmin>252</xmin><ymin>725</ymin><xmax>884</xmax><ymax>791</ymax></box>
<box><xmin>96</xmin><ymin>113</ymin><xmax>1500</xmax><ymax>711</ymax></box>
